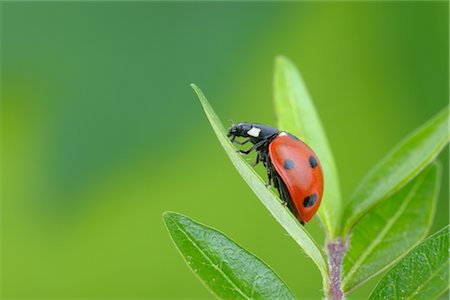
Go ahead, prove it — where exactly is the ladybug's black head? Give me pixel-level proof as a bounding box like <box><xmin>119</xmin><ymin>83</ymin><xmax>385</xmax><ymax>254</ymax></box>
<box><xmin>228</xmin><ymin>122</ymin><xmax>253</xmax><ymax>138</ymax></box>
<box><xmin>228</xmin><ymin>122</ymin><xmax>280</xmax><ymax>141</ymax></box>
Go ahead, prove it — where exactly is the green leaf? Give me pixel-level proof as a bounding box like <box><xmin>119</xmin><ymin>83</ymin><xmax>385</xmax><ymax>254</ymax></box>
<box><xmin>343</xmin><ymin>107</ymin><xmax>449</xmax><ymax>235</ymax></box>
<box><xmin>191</xmin><ymin>83</ymin><xmax>328</xmax><ymax>284</ymax></box>
<box><xmin>369</xmin><ymin>226</ymin><xmax>449</xmax><ymax>300</ymax></box>
<box><xmin>163</xmin><ymin>212</ymin><xmax>296</xmax><ymax>299</ymax></box>
<box><xmin>273</xmin><ymin>56</ymin><xmax>342</xmax><ymax>240</ymax></box>
<box><xmin>342</xmin><ymin>162</ymin><xmax>441</xmax><ymax>293</ymax></box>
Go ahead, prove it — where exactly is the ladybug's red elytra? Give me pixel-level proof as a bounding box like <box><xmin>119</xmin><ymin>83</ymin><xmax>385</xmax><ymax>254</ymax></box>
<box><xmin>228</xmin><ymin>122</ymin><xmax>323</xmax><ymax>225</ymax></box>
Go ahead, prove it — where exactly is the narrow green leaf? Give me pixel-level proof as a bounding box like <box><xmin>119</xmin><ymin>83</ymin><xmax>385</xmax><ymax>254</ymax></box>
<box><xmin>369</xmin><ymin>226</ymin><xmax>449</xmax><ymax>300</ymax></box>
<box><xmin>274</xmin><ymin>56</ymin><xmax>342</xmax><ymax>239</ymax></box>
<box><xmin>343</xmin><ymin>107</ymin><xmax>449</xmax><ymax>235</ymax></box>
<box><xmin>163</xmin><ymin>212</ymin><xmax>296</xmax><ymax>299</ymax></box>
<box><xmin>342</xmin><ymin>162</ymin><xmax>441</xmax><ymax>293</ymax></box>
<box><xmin>191</xmin><ymin>83</ymin><xmax>328</xmax><ymax>283</ymax></box>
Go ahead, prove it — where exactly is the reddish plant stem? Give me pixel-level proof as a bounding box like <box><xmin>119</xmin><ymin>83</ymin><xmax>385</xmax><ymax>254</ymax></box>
<box><xmin>327</xmin><ymin>238</ymin><xmax>348</xmax><ymax>300</ymax></box>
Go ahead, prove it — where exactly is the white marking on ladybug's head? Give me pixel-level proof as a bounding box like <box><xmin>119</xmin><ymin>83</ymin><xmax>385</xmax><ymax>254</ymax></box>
<box><xmin>279</xmin><ymin>132</ymin><xmax>288</xmax><ymax>136</ymax></box>
<box><xmin>247</xmin><ymin>127</ymin><xmax>261</xmax><ymax>137</ymax></box>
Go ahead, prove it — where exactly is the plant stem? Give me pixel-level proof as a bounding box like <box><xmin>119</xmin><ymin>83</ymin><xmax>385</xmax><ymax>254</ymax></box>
<box><xmin>326</xmin><ymin>238</ymin><xmax>347</xmax><ymax>300</ymax></box>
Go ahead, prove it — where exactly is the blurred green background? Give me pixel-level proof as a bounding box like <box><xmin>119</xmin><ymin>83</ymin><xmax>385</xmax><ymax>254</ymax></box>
<box><xmin>1</xmin><ymin>2</ymin><xmax>448</xmax><ymax>299</ymax></box>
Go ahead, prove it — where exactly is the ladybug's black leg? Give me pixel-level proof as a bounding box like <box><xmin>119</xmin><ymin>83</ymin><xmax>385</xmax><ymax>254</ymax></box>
<box><xmin>237</xmin><ymin>147</ymin><xmax>256</xmax><ymax>155</ymax></box>
<box><xmin>264</xmin><ymin>155</ymin><xmax>273</xmax><ymax>187</ymax></box>
<box><xmin>272</xmin><ymin>169</ymin><xmax>278</xmax><ymax>189</ymax></box>
<box><xmin>275</xmin><ymin>176</ymin><xmax>289</xmax><ymax>207</ymax></box>
<box><xmin>237</xmin><ymin>139</ymin><xmax>266</xmax><ymax>155</ymax></box>
<box><xmin>270</xmin><ymin>169</ymin><xmax>289</xmax><ymax>206</ymax></box>
<box><xmin>233</xmin><ymin>138</ymin><xmax>250</xmax><ymax>145</ymax></box>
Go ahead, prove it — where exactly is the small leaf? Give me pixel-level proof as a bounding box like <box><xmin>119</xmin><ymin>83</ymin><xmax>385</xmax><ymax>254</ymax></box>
<box><xmin>343</xmin><ymin>107</ymin><xmax>449</xmax><ymax>235</ymax></box>
<box><xmin>274</xmin><ymin>56</ymin><xmax>342</xmax><ymax>239</ymax></box>
<box><xmin>369</xmin><ymin>226</ymin><xmax>449</xmax><ymax>300</ymax></box>
<box><xmin>191</xmin><ymin>83</ymin><xmax>328</xmax><ymax>283</ymax></box>
<box><xmin>163</xmin><ymin>212</ymin><xmax>296</xmax><ymax>299</ymax></box>
<box><xmin>342</xmin><ymin>162</ymin><xmax>441</xmax><ymax>293</ymax></box>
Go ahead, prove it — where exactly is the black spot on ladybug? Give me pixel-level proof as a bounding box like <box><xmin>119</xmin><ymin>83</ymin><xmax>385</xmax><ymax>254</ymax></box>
<box><xmin>303</xmin><ymin>193</ymin><xmax>317</xmax><ymax>208</ymax></box>
<box><xmin>287</xmin><ymin>132</ymin><xmax>300</xmax><ymax>141</ymax></box>
<box><xmin>284</xmin><ymin>159</ymin><xmax>295</xmax><ymax>170</ymax></box>
<box><xmin>309</xmin><ymin>156</ymin><xmax>318</xmax><ymax>168</ymax></box>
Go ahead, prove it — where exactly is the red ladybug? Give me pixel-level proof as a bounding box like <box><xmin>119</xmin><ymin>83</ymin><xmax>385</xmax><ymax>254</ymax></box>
<box><xmin>228</xmin><ymin>122</ymin><xmax>323</xmax><ymax>225</ymax></box>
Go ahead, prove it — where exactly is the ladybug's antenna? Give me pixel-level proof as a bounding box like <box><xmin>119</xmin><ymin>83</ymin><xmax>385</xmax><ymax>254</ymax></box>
<box><xmin>228</xmin><ymin>119</ymin><xmax>235</xmax><ymax>127</ymax></box>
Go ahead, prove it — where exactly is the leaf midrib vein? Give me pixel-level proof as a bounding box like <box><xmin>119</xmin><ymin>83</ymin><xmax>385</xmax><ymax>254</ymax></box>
<box><xmin>343</xmin><ymin>174</ymin><xmax>426</xmax><ymax>288</ymax></box>
<box><xmin>174</xmin><ymin>222</ymin><xmax>251</xmax><ymax>300</ymax></box>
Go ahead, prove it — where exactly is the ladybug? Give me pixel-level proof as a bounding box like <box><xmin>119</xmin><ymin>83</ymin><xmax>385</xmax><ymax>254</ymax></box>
<box><xmin>228</xmin><ymin>122</ymin><xmax>323</xmax><ymax>225</ymax></box>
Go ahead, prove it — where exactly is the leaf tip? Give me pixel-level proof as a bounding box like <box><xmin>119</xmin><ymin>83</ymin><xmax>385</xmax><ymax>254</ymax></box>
<box><xmin>275</xmin><ymin>55</ymin><xmax>295</xmax><ymax>69</ymax></box>
<box><xmin>190</xmin><ymin>83</ymin><xmax>202</xmax><ymax>95</ymax></box>
<box><xmin>275</xmin><ymin>54</ymin><xmax>288</xmax><ymax>63</ymax></box>
<box><xmin>190</xmin><ymin>83</ymin><xmax>206</xmax><ymax>104</ymax></box>
<box><xmin>162</xmin><ymin>210</ymin><xmax>180</xmax><ymax>224</ymax></box>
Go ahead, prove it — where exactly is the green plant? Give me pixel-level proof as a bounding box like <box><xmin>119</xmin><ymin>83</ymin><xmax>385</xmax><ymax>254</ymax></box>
<box><xmin>163</xmin><ymin>56</ymin><xmax>449</xmax><ymax>299</ymax></box>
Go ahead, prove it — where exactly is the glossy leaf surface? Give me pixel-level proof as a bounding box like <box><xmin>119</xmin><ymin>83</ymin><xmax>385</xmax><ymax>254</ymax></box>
<box><xmin>164</xmin><ymin>212</ymin><xmax>296</xmax><ymax>299</ymax></box>
<box><xmin>369</xmin><ymin>226</ymin><xmax>449</xmax><ymax>300</ymax></box>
